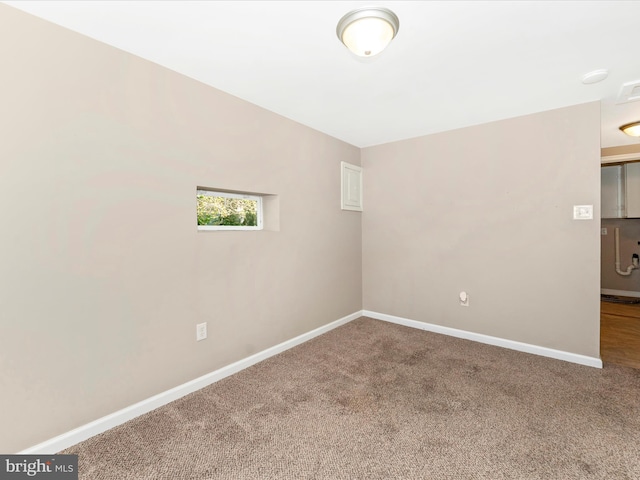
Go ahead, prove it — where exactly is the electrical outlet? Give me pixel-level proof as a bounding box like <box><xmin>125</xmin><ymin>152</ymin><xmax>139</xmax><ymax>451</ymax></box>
<box><xmin>601</xmin><ymin>228</ymin><xmax>608</xmax><ymax>235</ymax></box>
<box><xmin>196</xmin><ymin>322</ymin><xmax>207</xmax><ymax>341</ymax></box>
<box><xmin>459</xmin><ymin>291</ymin><xmax>469</xmax><ymax>307</ymax></box>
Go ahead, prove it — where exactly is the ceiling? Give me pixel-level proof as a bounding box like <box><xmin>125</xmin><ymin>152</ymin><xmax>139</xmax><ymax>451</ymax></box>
<box><xmin>5</xmin><ymin>0</ymin><xmax>640</xmax><ymax>148</ymax></box>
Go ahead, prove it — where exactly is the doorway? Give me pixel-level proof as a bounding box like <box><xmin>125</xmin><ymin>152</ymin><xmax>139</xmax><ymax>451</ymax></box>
<box><xmin>600</xmin><ymin>152</ymin><xmax>640</xmax><ymax>369</ymax></box>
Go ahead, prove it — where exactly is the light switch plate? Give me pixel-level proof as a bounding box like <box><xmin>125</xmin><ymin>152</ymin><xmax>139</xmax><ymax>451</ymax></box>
<box><xmin>573</xmin><ymin>205</ymin><xmax>593</xmax><ymax>220</ymax></box>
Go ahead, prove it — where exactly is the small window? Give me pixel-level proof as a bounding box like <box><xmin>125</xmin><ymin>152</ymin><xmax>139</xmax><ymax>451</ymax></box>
<box><xmin>197</xmin><ymin>190</ymin><xmax>263</xmax><ymax>231</ymax></box>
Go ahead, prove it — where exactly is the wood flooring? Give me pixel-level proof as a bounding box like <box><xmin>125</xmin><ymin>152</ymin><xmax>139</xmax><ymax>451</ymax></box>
<box><xmin>600</xmin><ymin>300</ymin><xmax>640</xmax><ymax>369</ymax></box>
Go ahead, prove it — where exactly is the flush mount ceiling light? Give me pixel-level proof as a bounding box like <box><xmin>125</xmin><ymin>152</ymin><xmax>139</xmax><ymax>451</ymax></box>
<box><xmin>620</xmin><ymin>121</ymin><xmax>640</xmax><ymax>137</ymax></box>
<box><xmin>336</xmin><ymin>7</ymin><xmax>399</xmax><ymax>57</ymax></box>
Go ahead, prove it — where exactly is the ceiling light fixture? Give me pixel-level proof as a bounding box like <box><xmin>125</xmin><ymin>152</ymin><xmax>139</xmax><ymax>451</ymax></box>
<box><xmin>620</xmin><ymin>122</ymin><xmax>640</xmax><ymax>137</ymax></box>
<box><xmin>336</xmin><ymin>7</ymin><xmax>399</xmax><ymax>57</ymax></box>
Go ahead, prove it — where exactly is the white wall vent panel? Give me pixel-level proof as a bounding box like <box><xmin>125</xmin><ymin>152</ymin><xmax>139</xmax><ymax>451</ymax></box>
<box><xmin>341</xmin><ymin>162</ymin><xmax>362</xmax><ymax>212</ymax></box>
<box><xmin>616</xmin><ymin>80</ymin><xmax>640</xmax><ymax>104</ymax></box>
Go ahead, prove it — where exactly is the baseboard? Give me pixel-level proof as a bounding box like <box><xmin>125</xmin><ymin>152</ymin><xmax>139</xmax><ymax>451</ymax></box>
<box><xmin>362</xmin><ymin>310</ymin><xmax>603</xmax><ymax>369</ymax></box>
<box><xmin>601</xmin><ymin>288</ymin><xmax>640</xmax><ymax>298</ymax></box>
<box><xmin>19</xmin><ymin>310</ymin><xmax>363</xmax><ymax>454</ymax></box>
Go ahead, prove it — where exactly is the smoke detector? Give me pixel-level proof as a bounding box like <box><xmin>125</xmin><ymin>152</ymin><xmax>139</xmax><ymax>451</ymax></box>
<box><xmin>581</xmin><ymin>69</ymin><xmax>608</xmax><ymax>85</ymax></box>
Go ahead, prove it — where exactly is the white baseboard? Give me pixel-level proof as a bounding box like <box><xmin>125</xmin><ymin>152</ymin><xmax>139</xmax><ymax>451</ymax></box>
<box><xmin>19</xmin><ymin>310</ymin><xmax>363</xmax><ymax>455</ymax></box>
<box><xmin>362</xmin><ymin>310</ymin><xmax>603</xmax><ymax>369</ymax></box>
<box><xmin>21</xmin><ymin>308</ymin><xmax>602</xmax><ymax>453</ymax></box>
<box><xmin>601</xmin><ymin>288</ymin><xmax>640</xmax><ymax>298</ymax></box>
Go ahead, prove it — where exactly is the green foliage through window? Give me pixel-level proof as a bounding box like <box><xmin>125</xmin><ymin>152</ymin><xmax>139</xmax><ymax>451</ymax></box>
<box><xmin>197</xmin><ymin>191</ymin><xmax>260</xmax><ymax>228</ymax></box>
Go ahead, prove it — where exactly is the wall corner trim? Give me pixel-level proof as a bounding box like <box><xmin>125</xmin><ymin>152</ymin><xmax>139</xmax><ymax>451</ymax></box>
<box><xmin>601</xmin><ymin>152</ymin><xmax>640</xmax><ymax>164</ymax></box>
<box><xmin>362</xmin><ymin>310</ymin><xmax>603</xmax><ymax>369</ymax></box>
<box><xmin>19</xmin><ymin>310</ymin><xmax>363</xmax><ymax>454</ymax></box>
<box><xmin>601</xmin><ymin>288</ymin><xmax>640</xmax><ymax>299</ymax></box>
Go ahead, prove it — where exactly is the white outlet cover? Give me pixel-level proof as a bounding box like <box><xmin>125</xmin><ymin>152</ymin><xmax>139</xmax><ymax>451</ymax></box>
<box><xmin>459</xmin><ymin>291</ymin><xmax>469</xmax><ymax>306</ymax></box>
<box><xmin>196</xmin><ymin>322</ymin><xmax>207</xmax><ymax>341</ymax></box>
<box><xmin>573</xmin><ymin>205</ymin><xmax>593</xmax><ymax>220</ymax></box>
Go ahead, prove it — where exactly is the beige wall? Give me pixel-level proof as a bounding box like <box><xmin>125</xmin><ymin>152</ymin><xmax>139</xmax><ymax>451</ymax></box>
<box><xmin>601</xmin><ymin>144</ymin><xmax>640</xmax><ymax>157</ymax></box>
<box><xmin>0</xmin><ymin>4</ymin><xmax>606</xmax><ymax>455</ymax></box>
<box><xmin>0</xmin><ymin>6</ymin><xmax>362</xmax><ymax>453</ymax></box>
<box><xmin>601</xmin><ymin>219</ymin><xmax>640</xmax><ymax>292</ymax></box>
<box><xmin>362</xmin><ymin>102</ymin><xmax>601</xmax><ymax>357</ymax></box>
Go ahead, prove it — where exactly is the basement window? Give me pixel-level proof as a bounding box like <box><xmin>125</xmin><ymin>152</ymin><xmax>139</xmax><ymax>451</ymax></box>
<box><xmin>196</xmin><ymin>189</ymin><xmax>263</xmax><ymax>231</ymax></box>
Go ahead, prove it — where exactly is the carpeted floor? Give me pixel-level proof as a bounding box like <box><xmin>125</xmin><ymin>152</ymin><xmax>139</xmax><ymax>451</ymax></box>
<box><xmin>62</xmin><ymin>317</ymin><xmax>640</xmax><ymax>479</ymax></box>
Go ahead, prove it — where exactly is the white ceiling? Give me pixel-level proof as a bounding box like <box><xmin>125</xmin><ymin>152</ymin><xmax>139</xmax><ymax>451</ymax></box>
<box><xmin>5</xmin><ymin>0</ymin><xmax>640</xmax><ymax>148</ymax></box>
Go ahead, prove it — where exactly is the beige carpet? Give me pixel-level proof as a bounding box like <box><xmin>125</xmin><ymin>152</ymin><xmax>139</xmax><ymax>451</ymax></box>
<box><xmin>63</xmin><ymin>317</ymin><xmax>640</xmax><ymax>479</ymax></box>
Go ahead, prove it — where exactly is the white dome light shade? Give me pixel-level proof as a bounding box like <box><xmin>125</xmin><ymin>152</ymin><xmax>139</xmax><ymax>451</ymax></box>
<box><xmin>337</xmin><ymin>7</ymin><xmax>399</xmax><ymax>57</ymax></box>
<box><xmin>620</xmin><ymin>122</ymin><xmax>640</xmax><ymax>137</ymax></box>
<box><xmin>341</xmin><ymin>16</ymin><xmax>394</xmax><ymax>57</ymax></box>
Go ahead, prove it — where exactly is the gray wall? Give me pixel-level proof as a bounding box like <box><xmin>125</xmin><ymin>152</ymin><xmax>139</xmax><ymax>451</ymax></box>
<box><xmin>601</xmin><ymin>218</ymin><xmax>640</xmax><ymax>292</ymax></box>
<box><xmin>0</xmin><ymin>6</ymin><xmax>362</xmax><ymax>453</ymax></box>
<box><xmin>362</xmin><ymin>102</ymin><xmax>601</xmax><ymax>357</ymax></box>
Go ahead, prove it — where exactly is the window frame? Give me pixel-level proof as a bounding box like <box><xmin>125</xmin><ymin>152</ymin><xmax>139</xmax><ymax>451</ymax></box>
<box><xmin>196</xmin><ymin>189</ymin><xmax>264</xmax><ymax>231</ymax></box>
